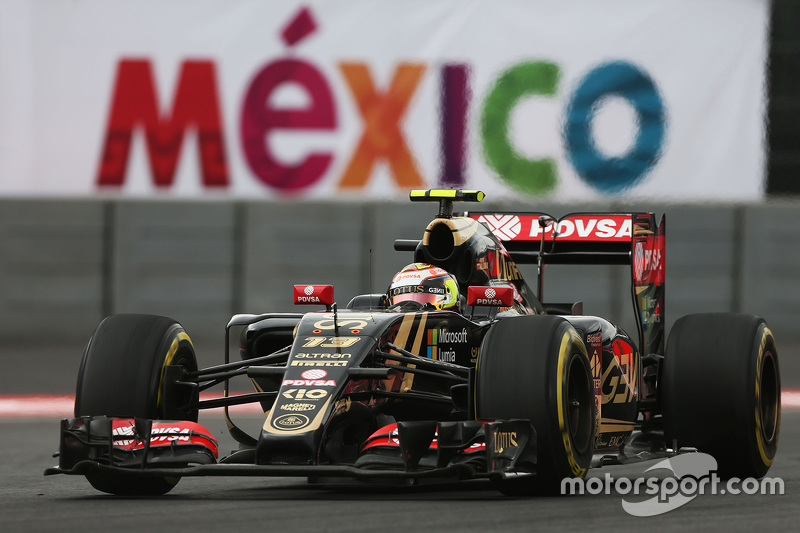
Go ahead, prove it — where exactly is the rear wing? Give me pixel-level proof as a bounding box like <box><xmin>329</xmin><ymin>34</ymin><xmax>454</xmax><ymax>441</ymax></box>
<box><xmin>465</xmin><ymin>211</ymin><xmax>665</xmax><ymax>356</ymax></box>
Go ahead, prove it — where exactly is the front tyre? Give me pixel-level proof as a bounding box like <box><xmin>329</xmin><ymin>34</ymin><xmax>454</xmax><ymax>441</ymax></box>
<box><xmin>74</xmin><ymin>314</ymin><xmax>198</xmax><ymax>495</ymax></box>
<box><xmin>476</xmin><ymin>316</ymin><xmax>595</xmax><ymax>496</ymax></box>
<box><xmin>662</xmin><ymin>313</ymin><xmax>780</xmax><ymax>479</ymax></box>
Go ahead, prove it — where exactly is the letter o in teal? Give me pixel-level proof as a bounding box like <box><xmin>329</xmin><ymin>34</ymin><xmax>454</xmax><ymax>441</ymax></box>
<box><xmin>564</xmin><ymin>61</ymin><xmax>666</xmax><ymax>194</ymax></box>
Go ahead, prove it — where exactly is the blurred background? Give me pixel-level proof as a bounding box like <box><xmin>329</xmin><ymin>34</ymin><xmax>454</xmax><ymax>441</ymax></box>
<box><xmin>0</xmin><ymin>1</ymin><xmax>797</xmax><ymax>385</ymax></box>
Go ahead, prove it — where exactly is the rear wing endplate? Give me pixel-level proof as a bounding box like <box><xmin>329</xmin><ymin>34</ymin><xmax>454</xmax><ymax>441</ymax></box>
<box><xmin>465</xmin><ymin>211</ymin><xmax>665</xmax><ymax>356</ymax></box>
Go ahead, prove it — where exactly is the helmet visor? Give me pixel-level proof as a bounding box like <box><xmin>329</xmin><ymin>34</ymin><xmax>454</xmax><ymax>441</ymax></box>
<box><xmin>389</xmin><ymin>291</ymin><xmax>443</xmax><ymax>308</ymax></box>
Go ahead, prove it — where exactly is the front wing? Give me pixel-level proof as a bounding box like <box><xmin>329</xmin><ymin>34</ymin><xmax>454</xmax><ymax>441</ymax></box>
<box><xmin>45</xmin><ymin>416</ymin><xmax>537</xmax><ymax>483</ymax></box>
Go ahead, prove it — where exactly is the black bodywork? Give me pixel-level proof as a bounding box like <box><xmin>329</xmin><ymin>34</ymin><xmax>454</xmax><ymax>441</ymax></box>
<box><xmin>47</xmin><ymin>190</ymin><xmax>669</xmax><ymax>484</ymax></box>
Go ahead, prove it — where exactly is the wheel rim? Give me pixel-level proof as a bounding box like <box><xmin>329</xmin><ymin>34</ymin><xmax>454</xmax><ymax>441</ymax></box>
<box><xmin>759</xmin><ymin>351</ymin><xmax>779</xmax><ymax>443</ymax></box>
<box><xmin>566</xmin><ymin>353</ymin><xmax>593</xmax><ymax>455</ymax></box>
<box><xmin>156</xmin><ymin>342</ymin><xmax>198</xmax><ymax>421</ymax></box>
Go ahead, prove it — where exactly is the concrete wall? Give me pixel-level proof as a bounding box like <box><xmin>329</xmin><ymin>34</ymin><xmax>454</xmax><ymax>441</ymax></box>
<box><xmin>1</xmin><ymin>200</ymin><xmax>798</xmax><ymax>348</ymax></box>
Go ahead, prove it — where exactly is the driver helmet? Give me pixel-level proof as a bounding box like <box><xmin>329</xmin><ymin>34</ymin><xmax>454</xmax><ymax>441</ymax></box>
<box><xmin>387</xmin><ymin>263</ymin><xmax>460</xmax><ymax>311</ymax></box>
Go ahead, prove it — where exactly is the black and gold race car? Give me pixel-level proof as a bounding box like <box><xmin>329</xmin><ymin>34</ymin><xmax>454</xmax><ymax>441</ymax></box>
<box><xmin>46</xmin><ymin>189</ymin><xmax>780</xmax><ymax>496</ymax></box>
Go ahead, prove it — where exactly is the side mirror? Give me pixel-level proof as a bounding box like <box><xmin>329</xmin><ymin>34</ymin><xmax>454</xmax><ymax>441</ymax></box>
<box><xmin>293</xmin><ymin>285</ymin><xmax>334</xmax><ymax>310</ymax></box>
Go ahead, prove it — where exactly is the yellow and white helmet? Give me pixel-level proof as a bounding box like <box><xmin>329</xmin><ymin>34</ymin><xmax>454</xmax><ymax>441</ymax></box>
<box><xmin>387</xmin><ymin>263</ymin><xmax>460</xmax><ymax>311</ymax></box>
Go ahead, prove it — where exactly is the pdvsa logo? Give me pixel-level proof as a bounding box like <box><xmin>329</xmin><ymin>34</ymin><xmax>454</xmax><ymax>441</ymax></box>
<box><xmin>479</xmin><ymin>215</ymin><xmax>521</xmax><ymax>240</ymax></box>
<box><xmin>297</xmin><ymin>286</ymin><xmax>320</xmax><ymax>303</ymax></box>
<box><xmin>634</xmin><ymin>240</ymin><xmax>645</xmax><ymax>278</ymax></box>
<box><xmin>477</xmin><ymin>288</ymin><xmax>503</xmax><ymax>306</ymax></box>
<box><xmin>294</xmin><ymin>284</ymin><xmax>334</xmax><ymax>306</ymax></box>
<box><xmin>94</xmin><ymin>7</ymin><xmax>667</xmax><ymax>198</ymax></box>
<box><xmin>282</xmin><ymin>378</ymin><xmax>336</xmax><ymax>386</ymax></box>
<box><xmin>301</xmin><ymin>369</ymin><xmax>328</xmax><ymax>380</ymax></box>
<box><xmin>467</xmin><ymin>285</ymin><xmax>514</xmax><ymax>307</ymax></box>
<box><xmin>633</xmin><ymin>238</ymin><xmax>663</xmax><ymax>281</ymax></box>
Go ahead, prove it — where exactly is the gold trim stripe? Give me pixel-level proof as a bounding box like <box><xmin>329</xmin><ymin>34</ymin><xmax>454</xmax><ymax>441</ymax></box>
<box><xmin>394</xmin><ymin>314</ymin><xmax>415</xmax><ymax>349</ymax></box>
<box><xmin>411</xmin><ymin>312</ymin><xmax>428</xmax><ymax>355</ymax></box>
<box><xmin>598</xmin><ymin>417</ymin><xmax>636</xmax><ymax>434</ymax></box>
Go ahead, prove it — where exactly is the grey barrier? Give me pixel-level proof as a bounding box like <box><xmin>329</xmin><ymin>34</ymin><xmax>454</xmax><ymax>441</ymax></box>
<box><xmin>1</xmin><ymin>199</ymin><xmax>798</xmax><ymax>347</ymax></box>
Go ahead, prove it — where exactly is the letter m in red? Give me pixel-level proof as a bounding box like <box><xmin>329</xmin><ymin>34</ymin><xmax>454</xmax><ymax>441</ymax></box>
<box><xmin>97</xmin><ymin>59</ymin><xmax>228</xmax><ymax>187</ymax></box>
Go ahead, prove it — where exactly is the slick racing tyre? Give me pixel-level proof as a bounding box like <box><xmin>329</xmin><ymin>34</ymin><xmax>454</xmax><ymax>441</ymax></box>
<box><xmin>74</xmin><ymin>314</ymin><xmax>199</xmax><ymax>495</ymax></box>
<box><xmin>476</xmin><ymin>315</ymin><xmax>595</xmax><ymax>496</ymax></box>
<box><xmin>662</xmin><ymin>313</ymin><xmax>780</xmax><ymax>479</ymax></box>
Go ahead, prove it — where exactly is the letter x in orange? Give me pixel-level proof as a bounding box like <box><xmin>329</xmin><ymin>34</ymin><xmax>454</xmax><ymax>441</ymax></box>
<box><xmin>338</xmin><ymin>63</ymin><xmax>426</xmax><ymax>189</ymax></box>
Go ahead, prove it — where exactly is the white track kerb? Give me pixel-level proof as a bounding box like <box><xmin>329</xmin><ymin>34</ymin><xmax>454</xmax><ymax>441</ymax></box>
<box><xmin>561</xmin><ymin>453</ymin><xmax>784</xmax><ymax>516</ymax></box>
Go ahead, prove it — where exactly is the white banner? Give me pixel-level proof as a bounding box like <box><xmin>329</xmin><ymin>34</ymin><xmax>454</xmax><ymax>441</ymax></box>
<box><xmin>0</xmin><ymin>0</ymin><xmax>769</xmax><ymax>201</ymax></box>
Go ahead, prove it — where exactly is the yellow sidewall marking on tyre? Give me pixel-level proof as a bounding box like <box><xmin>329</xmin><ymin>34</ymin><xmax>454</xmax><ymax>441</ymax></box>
<box><xmin>157</xmin><ymin>331</ymin><xmax>192</xmax><ymax>410</ymax></box>
<box><xmin>754</xmin><ymin>327</ymin><xmax>777</xmax><ymax>467</ymax></box>
<box><xmin>557</xmin><ymin>329</ymin><xmax>588</xmax><ymax>478</ymax></box>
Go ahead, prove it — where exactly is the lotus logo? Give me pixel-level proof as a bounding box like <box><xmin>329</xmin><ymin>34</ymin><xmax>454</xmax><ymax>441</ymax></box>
<box><xmin>485</xmin><ymin>288</ymin><xmax>496</xmax><ymax>298</ymax></box>
<box><xmin>273</xmin><ymin>413</ymin><xmax>311</xmax><ymax>431</ymax></box>
<box><xmin>304</xmin><ymin>285</ymin><xmax>315</xmax><ymax>295</ymax></box>
<box><xmin>301</xmin><ymin>369</ymin><xmax>327</xmax><ymax>380</ymax></box>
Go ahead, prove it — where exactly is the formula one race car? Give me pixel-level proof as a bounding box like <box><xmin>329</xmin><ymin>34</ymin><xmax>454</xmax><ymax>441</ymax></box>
<box><xmin>46</xmin><ymin>189</ymin><xmax>781</xmax><ymax>496</ymax></box>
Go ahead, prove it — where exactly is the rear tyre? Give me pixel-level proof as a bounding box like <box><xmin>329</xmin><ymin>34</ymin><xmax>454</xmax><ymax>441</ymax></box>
<box><xmin>476</xmin><ymin>316</ymin><xmax>595</xmax><ymax>496</ymax></box>
<box><xmin>662</xmin><ymin>313</ymin><xmax>780</xmax><ymax>479</ymax></box>
<box><xmin>74</xmin><ymin>314</ymin><xmax>198</xmax><ymax>495</ymax></box>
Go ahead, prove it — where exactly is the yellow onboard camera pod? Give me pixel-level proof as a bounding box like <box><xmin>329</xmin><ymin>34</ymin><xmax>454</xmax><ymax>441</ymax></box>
<box><xmin>409</xmin><ymin>189</ymin><xmax>485</xmax><ymax>202</ymax></box>
<box><xmin>409</xmin><ymin>189</ymin><xmax>485</xmax><ymax>218</ymax></box>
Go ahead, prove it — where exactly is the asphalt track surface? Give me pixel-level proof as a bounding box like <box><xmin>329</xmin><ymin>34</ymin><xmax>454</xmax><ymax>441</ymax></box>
<box><xmin>2</xmin><ymin>341</ymin><xmax>799</xmax><ymax>532</ymax></box>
